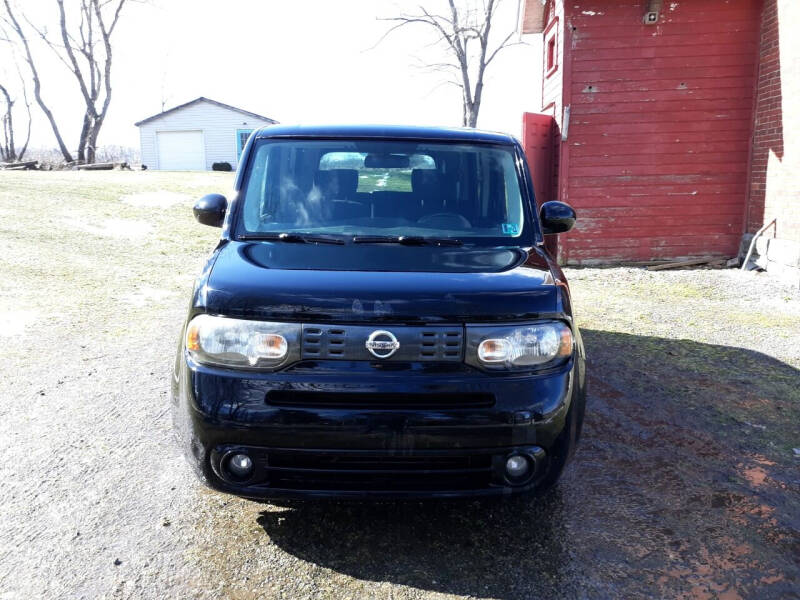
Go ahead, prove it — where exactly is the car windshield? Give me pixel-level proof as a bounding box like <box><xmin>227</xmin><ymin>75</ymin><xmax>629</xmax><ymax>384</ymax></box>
<box><xmin>237</xmin><ymin>139</ymin><xmax>527</xmax><ymax>242</ymax></box>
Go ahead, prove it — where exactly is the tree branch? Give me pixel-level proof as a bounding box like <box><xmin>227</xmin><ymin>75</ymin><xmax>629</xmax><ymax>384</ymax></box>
<box><xmin>2</xmin><ymin>0</ymin><xmax>73</xmax><ymax>161</ymax></box>
<box><xmin>376</xmin><ymin>0</ymin><xmax>518</xmax><ymax>128</ymax></box>
<box><xmin>56</xmin><ymin>0</ymin><xmax>96</xmax><ymax>115</ymax></box>
<box><xmin>484</xmin><ymin>30</ymin><xmax>520</xmax><ymax>65</ymax></box>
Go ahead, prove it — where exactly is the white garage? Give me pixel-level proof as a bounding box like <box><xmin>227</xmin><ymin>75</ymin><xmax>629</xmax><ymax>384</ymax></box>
<box><xmin>156</xmin><ymin>130</ymin><xmax>205</xmax><ymax>171</ymax></box>
<box><xmin>135</xmin><ymin>97</ymin><xmax>278</xmax><ymax>171</ymax></box>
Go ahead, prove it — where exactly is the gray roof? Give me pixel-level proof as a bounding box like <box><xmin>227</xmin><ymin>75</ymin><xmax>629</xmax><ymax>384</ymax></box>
<box><xmin>134</xmin><ymin>97</ymin><xmax>278</xmax><ymax>127</ymax></box>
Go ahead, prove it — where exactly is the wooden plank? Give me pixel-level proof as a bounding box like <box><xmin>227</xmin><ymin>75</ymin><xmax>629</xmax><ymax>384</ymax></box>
<box><xmin>577</xmin><ymin>205</ymin><xmax>745</xmax><ymax>217</ymax></box>
<box><xmin>569</xmin><ymin>141</ymin><xmax>751</xmax><ymax>157</ymax></box>
<box><xmin>576</xmin><ymin>214</ymin><xmax>744</xmax><ymax>228</ymax></box>
<box><xmin>573</xmin><ymin>121</ymin><xmax>752</xmax><ymax>136</ymax></box>
<box><xmin>571</xmin><ymin>109</ymin><xmax>754</xmax><ymax>125</ymax></box>
<box><xmin>571</xmin><ymin>131</ymin><xmax>752</xmax><ymax>147</ymax></box>
<box><xmin>0</xmin><ymin>160</ymin><xmax>38</xmax><ymax>170</ymax></box>
<box><xmin>75</xmin><ymin>162</ymin><xmax>115</xmax><ymax>170</ymax></box>
<box><xmin>568</xmin><ymin>4</ymin><xmax>759</xmax><ymax>21</ymax></box>
<box><xmin>572</xmin><ymin>54</ymin><xmax>755</xmax><ymax>72</ymax></box>
<box><xmin>571</xmin><ymin>20</ymin><xmax>759</xmax><ymax>38</ymax></box>
<box><xmin>570</xmin><ymin>151</ymin><xmax>750</xmax><ymax>167</ymax></box>
<box><xmin>569</xmin><ymin>163</ymin><xmax>748</xmax><ymax>178</ymax></box>
<box><xmin>646</xmin><ymin>257</ymin><xmax>721</xmax><ymax>271</ymax></box>
<box><xmin>566</xmin><ymin>236</ymin><xmax>741</xmax><ymax>252</ymax></box>
<box><xmin>571</xmin><ymin>31</ymin><xmax>759</xmax><ymax>50</ymax></box>
<box><xmin>570</xmin><ymin>77</ymin><xmax>755</xmax><ymax>93</ymax></box>
<box><xmin>571</xmin><ymin>43</ymin><xmax>757</xmax><ymax>62</ymax></box>
<box><xmin>572</xmin><ymin>87</ymin><xmax>755</xmax><ymax>105</ymax></box>
<box><xmin>572</xmin><ymin>98</ymin><xmax>754</xmax><ymax>114</ymax></box>
<box><xmin>572</xmin><ymin>66</ymin><xmax>755</xmax><ymax>83</ymax></box>
<box><xmin>567</xmin><ymin>245</ymin><xmax>735</xmax><ymax>256</ymax></box>
<box><xmin>574</xmin><ymin>225</ymin><xmax>741</xmax><ymax>239</ymax></box>
<box><xmin>566</xmin><ymin>182</ymin><xmax>746</xmax><ymax>196</ymax></box>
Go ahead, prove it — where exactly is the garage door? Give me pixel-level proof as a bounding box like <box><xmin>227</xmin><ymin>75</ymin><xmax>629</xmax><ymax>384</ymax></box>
<box><xmin>157</xmin><ymin>130</ymin><xmax>205</xmax><ymax>170</ymax></box>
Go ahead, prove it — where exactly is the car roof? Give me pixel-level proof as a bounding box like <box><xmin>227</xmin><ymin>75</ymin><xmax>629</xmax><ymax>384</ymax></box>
<box><xmin>253</xmin><ymin>124</ymin><xmax>517</xmax><ymax>145</ymax></box>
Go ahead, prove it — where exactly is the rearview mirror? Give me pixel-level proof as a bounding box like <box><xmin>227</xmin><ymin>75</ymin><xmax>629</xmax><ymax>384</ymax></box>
<box><xmin>539</xmin><ymin>201</ymin><xmax>576</xmax><ymax>234</ymax></box>
<box><xmin>364</xmin><ymin>153</ymin><xmax>410</xmax><ymax>168</ymax></box>
<box><xmin>194</xmin><ymin>194</ymin><xmax>227</xmax><ymax>227</ymax></box>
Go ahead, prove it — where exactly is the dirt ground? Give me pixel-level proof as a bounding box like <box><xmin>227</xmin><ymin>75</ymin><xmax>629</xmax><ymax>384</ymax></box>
<box><xmin>1</xmin><ymin>171</ymin><xmax>798</xmax><ymax>600</ymax></box>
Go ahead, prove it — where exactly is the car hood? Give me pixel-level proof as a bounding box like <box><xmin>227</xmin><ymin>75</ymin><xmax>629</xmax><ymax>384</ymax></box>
<box><xmin>198</xmin><ymin>241</ymin><xmax>559</xmax><ymax>323</ymax></box>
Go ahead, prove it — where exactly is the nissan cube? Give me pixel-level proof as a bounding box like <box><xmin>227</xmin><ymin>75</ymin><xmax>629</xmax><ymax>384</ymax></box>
<box><xmin>171</xmin><ymin>125</ymin><xmax>586</xmax><ymax>499</ymax></box>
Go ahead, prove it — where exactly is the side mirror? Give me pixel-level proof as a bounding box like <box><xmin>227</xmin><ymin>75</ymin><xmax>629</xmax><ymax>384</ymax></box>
<box><xmin>193</xmin><ymin>194</ymin><xmax>227</xmax><ymax>227</ymax></box>
<box><xmin>539</xmin><ymin>201</ymin><xmax>576</xmax><ymax>234</ymax></box>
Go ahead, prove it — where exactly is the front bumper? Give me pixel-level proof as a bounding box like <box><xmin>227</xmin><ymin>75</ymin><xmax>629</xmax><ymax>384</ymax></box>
<box><xmin>171</xmin><ymin>357</ymin><xmax>585</xmax><ymax>499</ymax></box>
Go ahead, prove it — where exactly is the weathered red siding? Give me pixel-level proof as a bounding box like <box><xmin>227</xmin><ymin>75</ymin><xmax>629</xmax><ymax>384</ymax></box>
<box><xmin>522</xmin><ymin>113</ymin><xmax>554</xmax><ymax>208</ymax></box>
<box><xmin>539</xmin><ymin>0</ymin><xmax>565</xmax><ymax>206</ymax></box>
<box><xmin>522</xmin><ymin>112</ymin><xmax>558</xmax><ymax>255</ymax></box>
<box><xmin>746</xmin><ymin>0</ymin><xmax>800</xmax><ymax>243</ymax></box>
<box><xmin>555</xmin><ymin>0</ymin><xmax>762</xmax><ymax>263</ymax></box>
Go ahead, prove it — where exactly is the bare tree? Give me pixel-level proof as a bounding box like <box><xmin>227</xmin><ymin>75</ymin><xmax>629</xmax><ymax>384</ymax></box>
<box><xmin>0</xmin><ymin>83</ymin><xmax>14</xmax><ymax>161</ymax></box>
<box><xmin>0</xmin><ymin>21</ymin><xmax>32</xmax><ymax>162</ymax></box>
<box><xmin>0</xmin><ymin>79</ymin><xmax>32</xmax><ymax>162</ymax></box>
<box><xmin>380</xmin><ymin>0</ymin><xmax>520</xmax><ymax>127</ymax></box>
<box><xmin>2</xmin><ymin>0</ymin><xmax>73</xmax><ymax>162</ymax></box>
<box><xmin>38</xmin><ymin>0</ymin><xmax>128</xmax><ymax>163</ymax></box>
<box><xmin>2</xmin><ymin>0</ymin><xmax>129</xmax><ymax>163</ymax></box>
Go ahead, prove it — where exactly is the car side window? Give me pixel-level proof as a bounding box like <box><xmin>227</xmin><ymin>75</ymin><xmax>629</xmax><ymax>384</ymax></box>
<box><xmin>243</xmin><ymin>144</ymin><xmax>269</xmax><ymax>230</ymax></box>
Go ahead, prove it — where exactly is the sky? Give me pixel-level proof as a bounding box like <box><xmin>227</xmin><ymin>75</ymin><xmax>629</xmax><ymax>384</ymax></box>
<box><xmin>4</xmin><ymin>0</ymin><xmax>543</xmax><ymax>150</ymax></box>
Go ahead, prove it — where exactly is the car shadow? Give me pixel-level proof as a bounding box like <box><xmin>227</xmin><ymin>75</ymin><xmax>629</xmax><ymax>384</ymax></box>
<box><xmin>257</xmin><ymin>491</ymin><xmax>568</xmax><ymax>599</ymax></box>
<box><xmin>254</xmin><ymin>329</ymin><xmax>800</xmax><ymax>599</ymax></box>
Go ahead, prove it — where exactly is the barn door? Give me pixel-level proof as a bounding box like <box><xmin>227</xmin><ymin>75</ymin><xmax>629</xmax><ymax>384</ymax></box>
<box><xmin>522</xmin><ymin>112</ymin><xmax>557</xmax><ymax>255</ymax></box>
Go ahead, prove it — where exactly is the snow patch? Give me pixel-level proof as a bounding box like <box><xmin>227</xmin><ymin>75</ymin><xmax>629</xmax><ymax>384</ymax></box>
<box><xmin>119</xmin><ymin>287</ymin><xmax>176</xmax><ymax>307</ymax></box>
<box><xmin>0</xmin><ymin>310</ymin><xmax>37</xmax><ymax>337</ymax></box>
<box><xmin>121</xmin><ymin>191</ymin><xmax>193</xmax><ymax>209</ymax></box>
<box><xmin>66</xmin><ymin>218</ymin><xmax>152</xmax><ymax>239</ymax></box>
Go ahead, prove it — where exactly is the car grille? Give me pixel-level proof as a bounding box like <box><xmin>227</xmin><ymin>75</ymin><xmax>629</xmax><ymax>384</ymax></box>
<box><xmin>265</xmin><ymin>449</ymin><xmax>494</xmax><ymax>491</ymax></box>
<box><xmin>301</xmin><ymin>324</ymin><xmax>463</xmax><ymax>362</ymax></box>
<box><xmin>265</xmin><ymin>390</ymin><xmax>495</xmax><ymax>409</ymax></box>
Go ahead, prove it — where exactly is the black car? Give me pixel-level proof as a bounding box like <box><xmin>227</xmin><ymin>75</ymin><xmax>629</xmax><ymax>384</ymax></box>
<box><xmin>171</xmin><ymin>124</ymin><xmax>586</xmax><ymax>499</ymax></box>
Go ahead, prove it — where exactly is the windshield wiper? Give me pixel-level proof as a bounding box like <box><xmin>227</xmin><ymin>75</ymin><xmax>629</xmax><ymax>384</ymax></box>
<box><xmin>238</xmin><ymin>232</ymin><xmax>346</xmax><ymax>245</ymax></box>
<box><xmin>352</xmin><ymin>235</ymin><xmax>462</xmax><ymax>247</ymax></box>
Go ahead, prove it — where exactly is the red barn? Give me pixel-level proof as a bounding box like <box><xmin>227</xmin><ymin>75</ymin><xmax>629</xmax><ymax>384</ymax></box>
<box><xmin>521</xmin><ymin>0</ymin><xmax>800</xmax><ymax>272</ymax></box>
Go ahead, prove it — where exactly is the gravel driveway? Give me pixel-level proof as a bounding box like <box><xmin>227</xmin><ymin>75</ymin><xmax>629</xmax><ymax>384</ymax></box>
<box><xmin>1</xmin><ymin>172</ymin><xmax>798</xmax><ymax>599</ymax></box>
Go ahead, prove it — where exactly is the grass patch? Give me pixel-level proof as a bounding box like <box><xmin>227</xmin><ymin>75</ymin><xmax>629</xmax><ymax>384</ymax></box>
<box><xmin>0</xmin><ymin>171</ymin><xmax>228</xmax><ymax>355</ymax></box>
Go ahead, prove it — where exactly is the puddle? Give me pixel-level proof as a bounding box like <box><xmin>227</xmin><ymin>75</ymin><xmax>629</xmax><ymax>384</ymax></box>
<box><xmin>121</xmin><ymin>191</ymin><xmax>193</xmax><ymax>209</ymax></box>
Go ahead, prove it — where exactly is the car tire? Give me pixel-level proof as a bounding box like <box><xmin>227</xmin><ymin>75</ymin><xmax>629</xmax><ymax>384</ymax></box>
<box><xmin>534</xmin><ymin>388</ymin><xmax>586</xmax><ymax>496</ymax></box>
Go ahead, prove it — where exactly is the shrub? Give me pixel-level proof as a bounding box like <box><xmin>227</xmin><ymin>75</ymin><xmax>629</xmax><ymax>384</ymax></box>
<box><xmin>212</xmin><ymin>162</ymin><xmax>232</xmax><ymax>172</ymax></box>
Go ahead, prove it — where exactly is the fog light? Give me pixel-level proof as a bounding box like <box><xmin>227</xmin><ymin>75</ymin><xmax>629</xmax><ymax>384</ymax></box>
<box><xmin>227</xmin><ymin>453</ymin><xmax>253</xmax><ymax>479</ymax></box>
<box><xmin>505</xmin><ymin>455</ymin><xmax>530</xmax><ymax>479</ymax></box>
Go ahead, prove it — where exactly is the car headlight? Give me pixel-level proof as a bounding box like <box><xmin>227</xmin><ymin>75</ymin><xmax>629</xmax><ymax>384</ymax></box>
<box><xmin>185</xmin><ymin>314</ymin><xmax>301</xmax><ymax>369</ymax></box>
<box><xmin>467</xmin><ymin>321</ymin><xmax>573</xmax><ymax>370</ymax></box>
